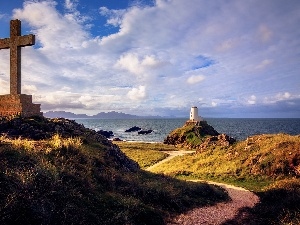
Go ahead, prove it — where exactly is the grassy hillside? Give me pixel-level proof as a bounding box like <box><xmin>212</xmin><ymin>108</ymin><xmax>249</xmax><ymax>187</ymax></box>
<box><xmin>123</xmin><ymin>133</ymin><xmax>300</xmax><ymax>224</ymax></box>
<box><xmin>0</xmin><ymin>117</ymin><xmax>228</xmax><ymax>225</ymax></box>
<box><xmin>115</xmin><ymin>142</ymin><xmax>180</xmax><ymax>169</ymax></box>
<box><xmin>151</xmin><ymin>133</ymin><xmax>300</xmax><ymax>190</ymax></box>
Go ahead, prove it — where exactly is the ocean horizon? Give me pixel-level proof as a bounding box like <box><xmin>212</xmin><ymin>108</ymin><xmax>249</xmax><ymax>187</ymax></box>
<box><xmin>74</xmin><ymin>118</ymin><xmax>300</xmax><ymax>143</ymax></box>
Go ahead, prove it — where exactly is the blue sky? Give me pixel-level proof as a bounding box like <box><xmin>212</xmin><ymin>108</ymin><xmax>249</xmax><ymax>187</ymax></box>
<box><xmin>0</xmin><ymin>0</ymin><xmax>299</xmax><ymax>118</ymax></box>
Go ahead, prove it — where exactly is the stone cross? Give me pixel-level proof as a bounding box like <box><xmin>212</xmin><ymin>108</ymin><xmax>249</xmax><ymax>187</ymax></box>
<box><xmin>0</xmin><ymin>19</ymin><xmax>35</xmax><ymax>95</ymax></box>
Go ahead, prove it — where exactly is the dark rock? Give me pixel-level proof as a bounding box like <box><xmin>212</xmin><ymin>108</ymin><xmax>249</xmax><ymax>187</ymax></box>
<box><xmin>138</xmin><ymin>130</ymin><xmax>153</xmax><ymax>135</ymax></box>
<box><xmin>112</xmin><ymin>137</ymin><xmax>122</xmax><ymax>141</ymax></box>
<box><xmin>97</xmin><ymin>130</ymin><xmax>114</xmax><ymax>138</ymax></box>
<box><xmin>125</xmin><ymin>126</ymin><xmax>142</xmax><ymax>132</ymax></box>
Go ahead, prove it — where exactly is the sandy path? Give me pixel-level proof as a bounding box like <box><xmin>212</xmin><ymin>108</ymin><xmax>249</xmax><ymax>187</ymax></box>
<box><xmin>146</xmin><ymin>152</ymin><xmax>259</xmax><ymax>225</ymax></box>
<box><xmin>168</xmin><ymin>180</ymin><xmax>259</xmax><ymax>225</ymax></box>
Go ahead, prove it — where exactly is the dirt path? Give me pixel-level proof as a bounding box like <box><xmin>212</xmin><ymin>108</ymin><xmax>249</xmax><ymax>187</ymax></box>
<box><xmin>168</xmin><ymin>181</ymin><xmax>259</xmax><ymax>225</ymax></box>
<box><xmin>146</xmin><ymin>152</ymin><xmax>260</xmax><ymax>225</ymax></box>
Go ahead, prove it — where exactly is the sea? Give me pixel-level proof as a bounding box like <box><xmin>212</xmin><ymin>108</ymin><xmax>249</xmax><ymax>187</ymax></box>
<box><xmin>74</xmin><ymin>118</ymin><xmax>300</xmax><ymax>143</ymax></box>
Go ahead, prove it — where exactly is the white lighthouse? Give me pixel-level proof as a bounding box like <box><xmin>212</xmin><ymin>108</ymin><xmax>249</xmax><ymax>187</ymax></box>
<box><xmin>190</xmin><ymin>106</ymin><xmax>202</xmax><ymax>122</ymax></box>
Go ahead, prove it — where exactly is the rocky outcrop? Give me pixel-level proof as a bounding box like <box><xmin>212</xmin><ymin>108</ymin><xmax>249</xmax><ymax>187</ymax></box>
<box><xmin>197</xmin><ymin>134</ymin><xmax>236</xmax><ymax>152</ymax></box>
<box><xmin>125</xmin><ymin>126</ymin><xmax>142</xmax><ymax>132</ymax></box>
<box><xmin>0</xmin><ymin>116</ymin><xmax>139</xmax><ymax>172</ymax></box>
<box><xmin>164</xmin><ymin>120</ymin><xmax>236</xmax><ymax>151</ymax></box>
<box><xmin>138</xmin><ymin>129</ymin><xmax>153</xmax><ymax>135</ymax></box>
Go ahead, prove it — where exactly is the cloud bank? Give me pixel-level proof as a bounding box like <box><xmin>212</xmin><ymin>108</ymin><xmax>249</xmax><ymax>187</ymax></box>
<box><xmin>0</xmin><ymin>0</ymin><xmax>299</xmax><ymax>117</ymax></box>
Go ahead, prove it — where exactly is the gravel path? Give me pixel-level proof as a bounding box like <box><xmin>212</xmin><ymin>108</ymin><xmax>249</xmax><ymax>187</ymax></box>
<box><xmin>168</xmin><ymin>181</ymin><xmax>259</xmax><ymax>225</ymax></box>
<box><xmin>146</xmin><ymin>152</ymin><xmax>259</xmax><ymax>225</ymax></box>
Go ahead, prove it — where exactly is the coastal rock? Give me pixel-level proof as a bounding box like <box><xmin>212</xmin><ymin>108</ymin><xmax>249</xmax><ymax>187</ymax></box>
<box><xmin>164</xmin><ymin>120</ymin><xmax>235</xmax><ymax>150</ymax></box>
<box><xmin>97</xmin><ymin>130</ymin><xmax>114</xmax><ymax>138</ymax></box>
<box><xmin>164</xmin><ymin>121</ymin><xmax>219</xmax><ymax>146</ymax></box>
<box><xmin>112</xmin><ymin>137</ymin><xmax>122</xmax><ymax>141</ymax></box>
<box><xmin>138</xmin><ymin>129</ymin><xmax>153</xmax><ymax>135</ymax></box>
<box><xmin>125</xmin><ymin>126</ymin><xmax>142</xmax><ymax>132</ymax></box>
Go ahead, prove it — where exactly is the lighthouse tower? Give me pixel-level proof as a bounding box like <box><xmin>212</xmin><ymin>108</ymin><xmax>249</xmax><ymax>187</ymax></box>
<box><xmin>190</xmin><ymin>106</ymin><xmax>202</xmax><ymax>122</ymax></box>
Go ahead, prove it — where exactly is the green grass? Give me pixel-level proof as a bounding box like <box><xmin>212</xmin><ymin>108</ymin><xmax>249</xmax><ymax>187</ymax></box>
<box><xmin>150</xmin><ymin>134</ymin><xmax>300</xmax><ymax>190</ymax></box>
<box><xmin>116</xmin><ymin>141</ymin><xmax>185</xmax><ymax>151</ymax></box>
<box><xmin>122</xmin><ymin>133</ymin><xmax>300</xmax><ymax>224</ymax></box>
<box><xmin>115</xmin><ymin>142</ymin><xmax>180</xmax><ymax>169</ymax></box>
<box><xmin>119</xmin><ymin>148</ymin><xmax>169</xmax><ymax>169</ymax></box>
<box><xmin>0</xmin><ymin>131</ymin><xmax>228</xmax><ymax>225</ymax></box>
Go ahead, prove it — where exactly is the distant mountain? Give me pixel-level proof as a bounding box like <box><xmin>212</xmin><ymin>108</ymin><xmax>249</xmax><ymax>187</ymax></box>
<box><xmin>44</xmin><ymin>111</ymin><xmax>89</xmax><ymax>118</ymax></box>
<box><xmin>91</xmin><ymin>111</ymin><xmax>140</xmax><ymax>119</ymax></box>
<box><xmin>43</xmin><ymin>111</ymin><xmax>162</xmax><ymax>119</ymax></box>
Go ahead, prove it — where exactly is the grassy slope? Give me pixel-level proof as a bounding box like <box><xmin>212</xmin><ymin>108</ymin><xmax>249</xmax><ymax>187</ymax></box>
<box><xmin>0</xmin><ymin>118</ymin><xmax>228</xmax><ymax>225</ymax></box>
<box><xmin>115</xmin><ymin>142</ymin><xmax>178</xmax><ymax>169</ymax></box>
<box><xmin>121</xmin><ymin>133</ymin><xmax>300</xmax><ymax>224</ymax></box>
<box><xmin>151</xmin><ymin>133</ymin><xmax>300</xmax><ymax>190</ymax></box>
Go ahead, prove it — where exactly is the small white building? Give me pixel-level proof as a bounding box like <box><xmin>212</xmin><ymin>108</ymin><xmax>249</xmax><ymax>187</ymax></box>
<box><xmin>190</xmin><ymin>106</ymin><xmax>202</xmax><ymax>122</ymax></box>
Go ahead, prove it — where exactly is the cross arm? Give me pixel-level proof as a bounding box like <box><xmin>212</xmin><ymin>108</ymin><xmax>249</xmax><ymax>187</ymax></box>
<box><xmin>0</xmin><ymin>38</ymin><xmax>10</xmax><ymax>49</ymax></box>
<box><xmin>17</xmin><ymin>34</ymin><xmax>35</xmax><ymax>47</ymax></box>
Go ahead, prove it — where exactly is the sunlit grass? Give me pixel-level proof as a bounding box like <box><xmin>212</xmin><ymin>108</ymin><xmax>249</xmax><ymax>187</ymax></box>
<box><xmin>115</xmin><ymin>141</ymin><xmax>186</xmax><ymax>151</ymax></box>
<box><xmin>116</xmin><ymin>134</ymin><xmax>300</xmax><ymax>224</ymax></box>
<box><xmin>48</xmin><ymin>134</ymin><xmax>83</xmax><ymax>150</ymax></box>
<box><xmin>116</xmin><ymin>141</ymin><xmax>188</xmax><ymax>169</ymax></box>
<box><xmin>148</xmin><ymin>134</ymin><xmax>300</xmax><ymax>191</ymax></box>
<box><xmin>0</xmin><ymin>132</ymin><xmax>228</xmax><ymax>225</ymax></box>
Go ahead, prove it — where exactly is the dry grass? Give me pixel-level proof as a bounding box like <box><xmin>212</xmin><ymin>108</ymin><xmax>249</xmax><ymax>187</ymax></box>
<box><xmin>150</xmin><ymin>133</ymin><xmax>300</xmax><ymax>191</ymax></box>
<box><xmin>48</xmin><ymin>134</ymin><xmax>83</xmax><ymax>150</ymax></box>
<box><xmin>123</xmin><ymin>133</ymin><xmax>300</xmax><ymax>224</ymax></box>
<box><xmin>115</xmin><ymin>142</ymin><xmax>176</xmax><ymax>169</ymax></box>
<box><xmin>0</xmin><ymin>133</ymin><xmax>228</xmax><ymax>225</ymax></box>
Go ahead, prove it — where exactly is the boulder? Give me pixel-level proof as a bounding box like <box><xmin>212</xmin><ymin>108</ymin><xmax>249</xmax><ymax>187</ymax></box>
<box><xmin>138</xmin><ymin>129</ymin><xmax>153</xmax><ymax>135</ymax></box>
<box><xmin>112</xmin><ymin>137</ymin><xmax>122</xmax><ymax>141</ymax></box>
<box><xmin>125</xmin><ymin>126</ymin><xmax>142</xmax><ymax>132</ymax></box>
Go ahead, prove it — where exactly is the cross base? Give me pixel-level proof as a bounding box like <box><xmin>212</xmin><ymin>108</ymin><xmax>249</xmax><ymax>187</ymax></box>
<box><xmin>0</xmin><ymin>94</ymin><xmax>42</xmax><ymax>117</ymax></box>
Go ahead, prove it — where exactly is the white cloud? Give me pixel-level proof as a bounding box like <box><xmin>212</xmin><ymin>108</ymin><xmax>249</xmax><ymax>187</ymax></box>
<box><xmin>247</xmin><ymin>95</ymin><xmax>257</xmax><ymax>105</ymax></box>
<box><xmin>13</xmin><ymin>1</ymin><xmax>89</xmax><ymax>49</ymax></box>
<box><xmin>211</xmin><ymin>101</ymin><xmax>217</xmax><ymax>107</ymax></box>
<box><xmin>186</xmin><ymin>75</ymin><xmax>205</xmax><ymax>84</ymax></box>
<box><xmin>23</xmin><ymin>84</ymin><xmax>37</xmax><ymax>94</ymax></box>
<box><xmin>264</xmin><ymin>92</ymin><xmax>294</xmax><ymax>104</ymax></box>
<box><xmin>0</xmin><ymin>78</ymin><xmax>9</xmax><ymax>94</ymax></box>
<box><xmin>0</xmin><ymin>0</ymin><xmax>298</xmax><ymax>117</ymax></box>
<box><xmin>127</xmin><ymin>85</ymin><xmax>146</xmax><ymax>101</ymax></box>
<box><xmin>255</xmin><ymin>59</ymin><xmax>273</xmax><ymax>70</ymax></box>
<box><xmin>99</xmin><ymin>7</ymin><xmax>126</xmax><ymax>27</ymax></box>
<box><xmin>64</xmin><ymin>0</ymin><xmax>78</xmax><ymax>11</ymax></box>
<box><xmin>116</xmin><ymin>53</ymin><xmax>142</xmax><ymax>75</ymax></box>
